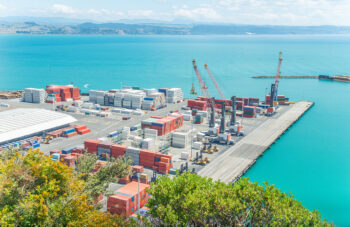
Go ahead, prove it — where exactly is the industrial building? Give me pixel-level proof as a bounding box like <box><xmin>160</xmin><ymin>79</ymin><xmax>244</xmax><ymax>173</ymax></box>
<box><xmin>0</xmin><ymin>108</ymin><xmax>77</xmax><ymax>145</ymax></box>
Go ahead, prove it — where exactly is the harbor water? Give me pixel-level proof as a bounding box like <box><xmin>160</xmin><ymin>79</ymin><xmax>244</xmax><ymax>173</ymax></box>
<box><xmin>1</xmin><ymin>35</ymin><xmax>350</xmax><ymax>225</ymax></box>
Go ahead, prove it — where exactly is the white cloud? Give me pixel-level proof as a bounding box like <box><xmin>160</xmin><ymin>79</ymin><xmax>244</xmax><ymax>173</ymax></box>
<box><xmin>174</xmin><ymin>7</ymin><xmax>221</xmax><ymax>20</ymax></box>
<box><xmin>3</xmin><ymin>0</ymin><xmax>350</xmax><ymax>25</ymax></box>
<box><xmin>88</xmin><ymin>9</ymin><xmax>101</xmax><ymax>15</ymax></box>
<box><xmin>128</xmin><ymin>10</ymin><xmax>153</xmax><ymax>18</ymax></box>
<box><xmin>52</xmin><ymin>4</ymin><xmax>75</xmax><ymax>14</ymax></box>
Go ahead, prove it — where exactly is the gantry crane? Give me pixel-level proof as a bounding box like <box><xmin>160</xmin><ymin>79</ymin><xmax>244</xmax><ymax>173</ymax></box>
<box><xmin>192</xmin><ymin>59</ymin><xmax>216</xmax><ymax>130</ymax></box>
<box><xmin>204</xmin><ymin>64</ymin><xmax>226</xmax><ymax>100</ymax></box>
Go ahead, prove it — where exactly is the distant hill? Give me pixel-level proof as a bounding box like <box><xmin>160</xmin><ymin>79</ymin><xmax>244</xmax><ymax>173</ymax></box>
<box><xmin>1</xmin><ymin>20</ymin><xmax>350</xmax><ymax>35</ymax></box>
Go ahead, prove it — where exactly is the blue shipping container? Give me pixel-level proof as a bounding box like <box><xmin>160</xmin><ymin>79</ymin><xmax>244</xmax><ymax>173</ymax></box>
<box><xmin>144</xmin><ymin>97</ymin><xmax>154</xmax><ymax>101</ymax></box>
<box><xmin>108</xmin><ymin>131</ymin><xmax>118</xmax><ymax>137</ymax></box>
<box><xmin>62</xmin><ymin>146</ymin><xmax>75</xmax><ymax>154</ymax></box>
<box><xmin>152</xmin><ymin>122</ymin><xmax>164</xmax><ymax>127</ymax></box>
<box><xmin>33</xmin><ymin>143</ymin><xmax>40</xmax><ymax>149</ymax></box>
<box><xmin>64</xmin><ymin>128</ymin><xmax>75</xmax><ymax>134</ymax></box>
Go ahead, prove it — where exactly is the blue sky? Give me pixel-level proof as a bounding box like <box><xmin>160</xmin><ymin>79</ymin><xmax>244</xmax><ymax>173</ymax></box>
<box><xmin>0</xmin><ymin>0</ymin><xmax>350</xmax><ymax>25</ymax></box>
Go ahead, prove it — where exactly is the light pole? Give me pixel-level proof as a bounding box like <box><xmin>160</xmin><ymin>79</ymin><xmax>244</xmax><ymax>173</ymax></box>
<box><xmin>137</xmin><ymin>172</ymin><xmax>141</xmax><ymax>213</ymax></box>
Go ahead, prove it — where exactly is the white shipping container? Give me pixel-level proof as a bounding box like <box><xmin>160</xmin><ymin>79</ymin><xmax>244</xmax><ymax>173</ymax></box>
<box><xmin>192</xmin><ymin>142</ymin><xmax>202</xmax><ymax>150</ymax></box>
<box><xmin>181</xmin><ymin>152</ymin><xmax>191</xmax><ymax>160</ymax></box>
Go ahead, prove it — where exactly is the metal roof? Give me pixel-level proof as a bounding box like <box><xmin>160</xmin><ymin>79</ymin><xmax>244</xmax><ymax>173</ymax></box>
<box><xmin>0</xmin><ymin>108</ymin><xmax>77</xmax><ymax>144</ymax></box>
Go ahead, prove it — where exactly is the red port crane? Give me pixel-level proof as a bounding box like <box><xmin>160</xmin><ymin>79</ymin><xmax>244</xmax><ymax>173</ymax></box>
<box><xmin>192</xmin><ymin>59</ymin><xmax>210</xmax><ymax>98</ymax></box>
<box><xmin>192</xmin><ymin>59</ymin><xmax>216</xmax><ymax>127</ymax></box>
<box><xmin>204</xmin><ymin>64</ymin><xmax>226</xmax><ymax>100</ymax></box>
<box><xmin>273</xmin><ymin>51</ymin><xmax>283</xmax><ymax>101</ymax></box>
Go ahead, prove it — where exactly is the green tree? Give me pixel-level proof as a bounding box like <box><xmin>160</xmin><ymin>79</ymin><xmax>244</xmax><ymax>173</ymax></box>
<box><xmin>0</xmin><ymin>148</ymin><xmax>136</xmax><ymax>226</ymax></box>
<box><xmin>147</xmin><ymin>172</ymin><xmax>332</xmax><ymax>227</ymax></box>
<box><xmin>75</xmin><ymin>154</ymin><xmax>133</xmax><ymax>202</ymax></box>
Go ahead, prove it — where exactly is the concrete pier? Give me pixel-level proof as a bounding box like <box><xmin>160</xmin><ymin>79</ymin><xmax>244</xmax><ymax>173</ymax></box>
<box><xmin>198</xmin><ymin>101</ymin><xmax>314</xmax><ymax>183</ymax></box>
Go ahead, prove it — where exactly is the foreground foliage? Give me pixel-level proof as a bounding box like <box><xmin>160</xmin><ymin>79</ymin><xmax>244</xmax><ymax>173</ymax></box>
<box><xmin>0</xmin><ymin>149</ymin><xmax>136</xmax><ymax>226</ymax></box>
<box><xmin>75</xmin><ymin>154</ymin><xmax>132</xmax><ymax>203</ymax></box>
<box><xmin>147</xmin><ymin>172</ymin><xmax>332</xmax><ymax>226</ymax></box>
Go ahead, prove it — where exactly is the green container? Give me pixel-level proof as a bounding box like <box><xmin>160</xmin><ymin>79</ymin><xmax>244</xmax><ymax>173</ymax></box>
<box><xmin>243</xmin><ymin>112</ymin><xmax>255</xmax><ymax>115</ymax></box>
<box><xmin>195</xmin><ymin>115</ymin><xmax>202</xmax><ymax>121</ymax></box>
<box><xmin>132</xmin><ymin>86</ymin><xmax>140</xmax><ymax>90</ymax></box>
<box><xmin>169</xmin><ymin>168</ymin><xmax>177</xmax><ymax>175</ymax></box>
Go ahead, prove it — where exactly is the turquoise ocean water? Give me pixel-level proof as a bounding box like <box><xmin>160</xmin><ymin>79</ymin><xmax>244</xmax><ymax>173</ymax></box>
<box><xmin>1</xmin><ymin>35</ymin><xmax>350</xmax><ymax>225</ymax></box>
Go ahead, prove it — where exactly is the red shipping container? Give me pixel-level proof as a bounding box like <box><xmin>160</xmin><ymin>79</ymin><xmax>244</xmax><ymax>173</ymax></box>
<box><xmin>77</xmin><ymin>128</ymin><xmax>91</xmax><ymax>135</ymax></box>
<box><xmin>118</xmin><ymin>176</ymin><xmax>131</xmax><ymax>184</ymax></box>
<box><xmin>111</xmin><ymin>144</ymin><xmax>127</xmax><ymax>158</ymax></box>
<box><xmin>139</xmin><ymin>150</ymin><xmax>156</xmax><ymax>168</ymax></box>
<box><xmin>108</xmin><ymin>194</ymin><xmax>131</xmax><ymax>216</ymax></box>
<box><xmin>84</xmin><ymin>139</ymin><xmax>101</xmax><ymax>154</ymax></box>
<box><xmin>72</xmin><ymin>148</ymin><xmax>84</xmax><ymax>154</ymax></box>
<box><xmin>243</xmin><ymin>114</ymin><xmax>255</xmax><ymax>118</ymax></box>
<box><xmin>160</xmin><ymin>157</ymin><xmax>170</xmax><ymax>163</ymax></box>
<box><xmin>151</xmin><ymin>116</ymin><xmax>163</xmax><ymax>119</ymax></box>
<box><xmin>132</xmin><ymin>165</ymin><xmax>144</xmax><ymax>173</ymax></box>
<box><xmin>65</xmin><ymin>132</ymin><xmax>77</xmax><ymax>138</ymax></box>
<box><xmin>73</xmin><ymin>125</ymin><xmax>87</xmax><ymax>131</ymax></box>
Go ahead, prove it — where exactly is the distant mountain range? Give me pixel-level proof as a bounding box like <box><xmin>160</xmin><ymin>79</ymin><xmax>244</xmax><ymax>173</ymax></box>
<box><xmin>1</xmin><ymin>18</ymin><xmax>350</xmax><ymax>35</ymax></box>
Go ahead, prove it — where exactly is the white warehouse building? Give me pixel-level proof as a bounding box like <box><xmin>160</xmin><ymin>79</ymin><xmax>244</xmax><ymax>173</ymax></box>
<box><xmin>0</xmin><ymin>108</ymin><xmax>77</xmax><ymax>145</ymax></box>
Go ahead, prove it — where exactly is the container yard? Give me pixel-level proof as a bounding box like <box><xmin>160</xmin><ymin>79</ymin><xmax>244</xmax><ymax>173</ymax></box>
<box><xmin>0</xmin><ymin>84</ymin><xmax>313</xmax><ymax>217</ymax></box>
<box><xmin>0</xmin><ymin>54</ymin><xmax>316</xmax><ymax>217</ymax></box>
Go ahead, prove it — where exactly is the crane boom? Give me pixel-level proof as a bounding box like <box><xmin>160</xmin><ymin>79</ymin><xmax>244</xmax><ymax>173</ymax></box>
<box><xmin>204</xmin><ymin>64</ymin><xmax>226</xmax><ymax>100</ymax></box>
<box><xmin>274</xmin><ymin>51</ymin><xmax>283</xmax><ymax>100</ymax></box>
<box><xmin>192</xmin><ymin>59</ymin><xmax>210</xmax><ymax>98</ymax></box>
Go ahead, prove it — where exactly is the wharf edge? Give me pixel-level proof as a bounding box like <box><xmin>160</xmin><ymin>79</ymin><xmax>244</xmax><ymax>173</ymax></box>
<box><xmin>198</xmin><ymin>101</ymin><xmax>314</xmax><ymax>183</ymax></box>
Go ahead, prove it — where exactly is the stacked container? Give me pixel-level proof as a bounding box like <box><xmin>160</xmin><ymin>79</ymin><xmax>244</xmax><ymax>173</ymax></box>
<box><xmin>97</xmin><ymin>142</ymin><xmax>113</xmax><ymax>156</ymax></box>
<box><xmin>243</xmin><ymin>106</ymin><xmax>256</xmax><ymax>118</ymax></box>
<box><xmin>122</xmin><ymin>127</ymin><xmax>130</xmax><ymax>140</ymax></box>
<box><xmin>166</xmin><ymin>88</ymin><xmax>183</xmax><ymax>103</ymax></box>
<box><xmin>62</xmin><ymin>128</ymin><xmax>77</xmax><ymax>138</ymax></box>
<box><xmin>187</xmin><ymin>99</ymin><xmax>207</xmax><ymax>111</ymax></box>
<box><xmin>141</xmin><ymin>115</ymin><xmax>184</xmax><ymax>136</ymax></box>
<box><xmin>194</xmin><ymin>114</ymin><xmax>204</xmax><ymax>124</ymax></box>
<box><xmin>60</xmin><ymin>87</ymin><xmax>72</xmax><ymax>102</ymax></box>
<box><xmin>172</xmin><ymin>132</ymin><xmax>190</xmax><ymax>148</ymax></box>
<box><xmin>104</xmin><ymin>92</ymin><xmax>115</xmax><ymax>106</ymax></box>
<box><xmin>143</xmin><ymin>128</ymin><xmax>158</xmax><ymax>140</ymax></box>
<box><xmin>89</xmin><ymin>90</ymin><xmax>107</xmax><ymax>105</ymax></box>
<box><xmin>154</xmin><ymin>154</ymin><xmax>172</xmax><ymax>173</ymax></box>
<box><xmin>141</xmin><ymin>138</ymin><xmax>155</xmax><ymax>150</ymax></box>
<box><xmin>23</xmin><ymin>88</ymin><xmax>46</xmax><ymax>103</ymax></box>
<box><xmin>125</xmin><ymin>147</ymin><xmax>140</xmax><ymax>165</ymax></box>
<box><xmin>144</xmin><ymin>88</ymin><xmax>157</xmax><ymax>96</ymax></box>
<box><xmin>139</xmin><ymin>150</ymin><xmax>156</xmax><ymax>168</ymax></box>
<box><xmin>84</xmin><ymin>140</ymin><xmax>101</xmax><ymax>154</ymax></box>
<box><xmin>46</xmin><ymin>85</ymin><xmax>80</xmax><ymax>103</ymax></box>
<box><xmin>111</xmin><ymin>144</ymin><xmax>127</xmax><ymax>158</ymax></box>
<box><xmin>114</xmin><ymin>93</ymin><xmax>124</xmax><ymax>107</ymax></box>
<box><xmin>141</xmin><ymin>97</ymin><xmax>154</xmax><ymax>110</ymax></box>
<box><xmin>107</xmin><ymin>182</ymin><xmax>150</xmax><ymax>216</ymax></box>
<box><xmin>73</xmin><ymin>125</ymin><xmax>91</xmax><ymax>135</ymax></box>
<box><xmin>248</xmin><ymin>98</ymin><xmax>259</xmax><ymax>106</ymax></box>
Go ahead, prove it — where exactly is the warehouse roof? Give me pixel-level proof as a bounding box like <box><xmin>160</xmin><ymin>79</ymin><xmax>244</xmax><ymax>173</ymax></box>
<box><xmin>0</xmin><ymin>108</ymin><xmax>77</xmax><ymax>144</ymax></box>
